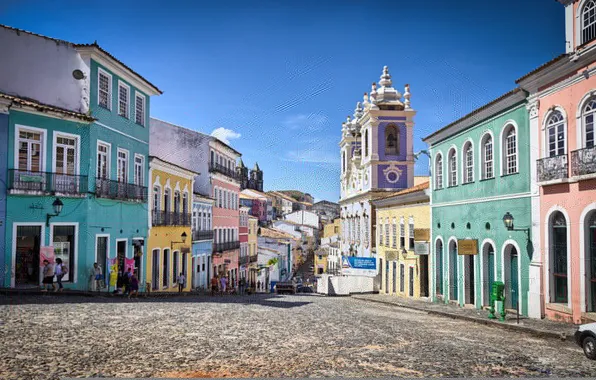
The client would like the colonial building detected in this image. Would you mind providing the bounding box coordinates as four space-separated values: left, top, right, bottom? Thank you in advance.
516 0 596 323
237 160 263 192
312 200 340 225
267 191 295 217
191 192 213 290
248 215 259 288
239 206 250 282
339 66 416 258
147 157 195 292
1 25 161 290
424 88 532 315
371 181 430 300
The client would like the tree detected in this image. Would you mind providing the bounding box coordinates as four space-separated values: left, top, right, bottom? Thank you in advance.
267 258 279 267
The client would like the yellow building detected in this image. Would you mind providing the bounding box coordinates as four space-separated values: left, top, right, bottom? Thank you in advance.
314 248 328 275
146 156 197 292
323 218 340 239
248 215 259 287
372 181 430 299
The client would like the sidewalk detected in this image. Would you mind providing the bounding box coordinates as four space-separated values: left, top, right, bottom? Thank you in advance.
352 293 578 342
0 288 263 298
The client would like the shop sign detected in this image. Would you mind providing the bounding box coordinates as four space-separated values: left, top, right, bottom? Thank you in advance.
414 228 430 241
414 242 429 255
458 239 478 255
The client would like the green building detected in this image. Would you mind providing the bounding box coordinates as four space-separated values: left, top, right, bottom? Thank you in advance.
423 88 534 316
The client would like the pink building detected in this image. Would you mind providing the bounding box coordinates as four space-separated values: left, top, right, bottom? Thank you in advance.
518 0 596 323
209 139 241 289
239 207 249 281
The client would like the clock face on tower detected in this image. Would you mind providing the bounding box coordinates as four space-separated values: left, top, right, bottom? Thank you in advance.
383 163 403 184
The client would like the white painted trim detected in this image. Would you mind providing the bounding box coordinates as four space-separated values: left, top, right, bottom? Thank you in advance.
49 222 79 284
542 106 568 159
579 203 596 312
479 130 495 180
96 140 112 180
499 120 519 176
132 236 145 283
133 153 144 186
433 151 444 190
447 146 458 187
500 239 523 311
14 124 47 173
576 0 593 48
116 147 129 183
447 236 458 302
94 121 149 145
94 234 110 272
11 223 45 288
432 192 531 208
479 238 497 307
117 80 130 119
544 205 572 309
52 130 81 176
575 89 596 149
461 139 474 184
134 91 146 127
97 67 113 111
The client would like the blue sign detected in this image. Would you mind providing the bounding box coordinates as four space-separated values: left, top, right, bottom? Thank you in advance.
341 256 377 277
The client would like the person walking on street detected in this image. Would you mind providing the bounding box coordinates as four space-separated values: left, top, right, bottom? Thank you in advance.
129 271 139 299
54 258 67 292
220 275 227 295
177 272 185 293
239 277 245 295
93 263 103 292
41 260 55 292
211 275 219 296
123 268 132 295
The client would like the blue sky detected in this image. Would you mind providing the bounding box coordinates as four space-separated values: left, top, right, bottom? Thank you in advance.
1 0 564 202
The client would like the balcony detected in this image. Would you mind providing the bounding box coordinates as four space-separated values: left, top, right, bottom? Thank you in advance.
537 154 568 183
208 162 240 181
152 211 192 226
95 178 147 202
239 255 250 265
213 241 240 253
249 255 258 263
192 229 214 241
571 146 596 177
8 170 88 195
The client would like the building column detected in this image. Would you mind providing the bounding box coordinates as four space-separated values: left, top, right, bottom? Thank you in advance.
527 101 543 319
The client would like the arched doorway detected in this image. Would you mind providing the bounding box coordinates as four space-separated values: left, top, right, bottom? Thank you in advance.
482 242 495 307
586 211 596 312
503 244 520 311
464 255 475 306
435 239 444 297
549 211 568 304
449 240 458 302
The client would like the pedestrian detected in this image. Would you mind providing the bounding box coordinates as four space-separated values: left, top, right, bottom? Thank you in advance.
220 275 227 295
128 271 139 299
54 258 67 292
123 268 132 295
211 275 219 296
239 277 245 295
93 263 103 292
257 280 261 292
177 272 185 293
116 271 123 294
41 260 55 292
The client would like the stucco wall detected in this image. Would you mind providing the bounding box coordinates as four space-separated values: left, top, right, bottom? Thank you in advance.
0 112 8 285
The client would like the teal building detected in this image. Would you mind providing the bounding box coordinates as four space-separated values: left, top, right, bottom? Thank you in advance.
1 25 161 290
423 88 534 316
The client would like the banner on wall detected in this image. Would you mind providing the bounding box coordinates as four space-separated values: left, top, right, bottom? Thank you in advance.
40 246 55 264
341 256 377 277
124 258 135 273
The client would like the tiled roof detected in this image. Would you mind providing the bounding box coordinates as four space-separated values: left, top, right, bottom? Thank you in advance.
515 53 569 83
268 191 297 203
375 181 429 201
0 91 94 122
1 24 162 95
260 227 299 240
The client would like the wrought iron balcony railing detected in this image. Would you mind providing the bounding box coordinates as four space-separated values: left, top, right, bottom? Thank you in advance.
8 169 88 195
208 162 240 181
537 154 568 182
152 211 192 226
192 229 214 241
95 178 147 202
239 255 250 265
571 146 596 177
249 254 258 263
213 241 240 253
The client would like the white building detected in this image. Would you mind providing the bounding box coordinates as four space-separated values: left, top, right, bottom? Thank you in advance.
339 66 416 258
284 210 319 229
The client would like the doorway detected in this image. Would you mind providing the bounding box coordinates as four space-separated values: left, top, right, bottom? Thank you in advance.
152 249 159 290
96 236 108 280
117 240 126 272
392 262 397 293
435 240 443 296
419 255 429 297
586 212 596 312
409 266 414 297
15 225 41 287
449 240 458 302
482 243 495 306
504 244 520 311
464 255 475 306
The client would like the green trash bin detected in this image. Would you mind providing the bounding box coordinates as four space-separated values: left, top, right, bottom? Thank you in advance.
488 281 506 321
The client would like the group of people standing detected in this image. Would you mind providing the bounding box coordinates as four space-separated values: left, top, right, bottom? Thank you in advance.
210 275 259 296
41 258 68 292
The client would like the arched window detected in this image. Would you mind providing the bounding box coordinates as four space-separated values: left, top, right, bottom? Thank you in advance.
164 188 171 213
448 149 457 187
435 154 443 190
503 125 517 175
399 218 405 248
481 134 494 179
392 219 397 248
385 218 390 247
385 125 399 155
546 111 566 157
582 0 596 45
379 219 383 247
583 98 596 148
550 211 568 304
210 151 214 167
174 191 181 214
463 142 474 183
364 129 369 157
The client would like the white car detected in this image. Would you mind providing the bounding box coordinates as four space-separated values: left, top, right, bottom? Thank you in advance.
574 322 596 360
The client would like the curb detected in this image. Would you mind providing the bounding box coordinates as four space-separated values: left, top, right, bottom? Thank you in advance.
352 296 573 342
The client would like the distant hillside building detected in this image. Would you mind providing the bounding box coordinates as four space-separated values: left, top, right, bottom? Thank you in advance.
237 160 263 192
312 200 340 221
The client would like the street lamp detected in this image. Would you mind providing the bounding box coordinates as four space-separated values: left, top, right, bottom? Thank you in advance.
46 197 64 226
502 212 514 230
171 231 187 250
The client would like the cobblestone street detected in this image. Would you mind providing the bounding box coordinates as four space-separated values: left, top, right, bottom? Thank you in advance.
0 293 594 379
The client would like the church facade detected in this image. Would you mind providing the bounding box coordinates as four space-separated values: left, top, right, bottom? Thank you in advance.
339 66 416 258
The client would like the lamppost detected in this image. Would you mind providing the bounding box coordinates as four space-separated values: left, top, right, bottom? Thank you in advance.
46 197 64 226
171 231 188 250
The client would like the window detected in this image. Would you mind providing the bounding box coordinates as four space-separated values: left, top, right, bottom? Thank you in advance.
134 155 143 186
97 142 110 179
504 125 517 174
583 98 596 148
98 70 111 110
135 93 145 126
582 0 596 45
117 150 128 183
546 112 566 157
400 264 405 292
118 82 129 118
379 221 383 247
550 211 568 304
173 251 178 284
163 249 170 287
448 149 457 187
392 221 397 248
463 142 473 183
164 189 171 213
400 220 405 248
385 124 399 155
385 221 390 247
174 191 181 214
153 186 161 212
18 129 43 172
481 134 493 179
409 220 415 249
435 154 443 189
54 135 77 176
364 129 369 157
183 193 188 215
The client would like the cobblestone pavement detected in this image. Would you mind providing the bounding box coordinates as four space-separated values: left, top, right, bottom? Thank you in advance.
0 293 595 379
